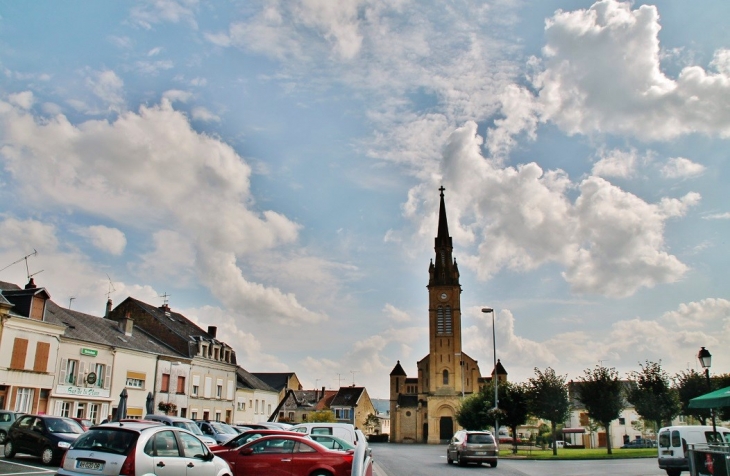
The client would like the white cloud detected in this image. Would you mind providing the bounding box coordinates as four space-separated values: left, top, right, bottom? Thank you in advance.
0 98 323 326
662 298 730 328
703 212 730 220
135 60 174 75
0 217 58 251
383 303 411 322
661 157 706 179
8 91 34 110
532 0 730 140
592 148 639 178
162 89 193 103
191 106 221 123
408 121 698 297
86 70 124 109
130 0 199 30
79 225 127 255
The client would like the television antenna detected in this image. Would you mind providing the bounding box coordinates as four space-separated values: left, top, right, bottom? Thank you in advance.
105 274 116 300
69 297 76 310
0 249 42 279
159 292 171 306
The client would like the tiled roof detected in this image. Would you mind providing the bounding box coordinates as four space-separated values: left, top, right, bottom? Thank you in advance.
390 361 407 376
122 297 215 343
252 373 295 392
331 387 365 407
46 300 182 357
236 367 276 392
315 391 338 410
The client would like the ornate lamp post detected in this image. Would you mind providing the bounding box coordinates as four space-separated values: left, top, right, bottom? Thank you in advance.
698 346 717 437
482 308 498 436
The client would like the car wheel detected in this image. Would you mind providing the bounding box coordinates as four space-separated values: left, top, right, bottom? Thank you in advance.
666 470 681 476
0 430 6 444
447 452 453 464
457 452 466 466
41 447 56 465
490 461 498 468
4 440 16 458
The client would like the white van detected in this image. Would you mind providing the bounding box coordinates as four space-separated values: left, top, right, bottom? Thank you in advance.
289 422 360 445
657 425 730 476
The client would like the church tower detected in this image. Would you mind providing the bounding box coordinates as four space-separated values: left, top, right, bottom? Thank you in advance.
425 186 463 395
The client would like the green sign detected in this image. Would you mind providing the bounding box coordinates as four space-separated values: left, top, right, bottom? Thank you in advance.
80 348 98 357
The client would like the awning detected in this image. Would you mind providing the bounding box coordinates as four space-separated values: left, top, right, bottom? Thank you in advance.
562 428 585 434
689 386 730 409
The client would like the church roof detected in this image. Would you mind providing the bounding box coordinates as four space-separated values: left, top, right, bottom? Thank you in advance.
491 359 508 376
390 360 407 376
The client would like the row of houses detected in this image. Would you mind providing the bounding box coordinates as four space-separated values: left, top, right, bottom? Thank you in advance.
0 278 284 425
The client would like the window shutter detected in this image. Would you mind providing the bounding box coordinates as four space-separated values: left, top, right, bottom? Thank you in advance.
204 377 212 398
104 365 112 390
55 401 63 416
227 380 234 400
59 358 68 384
101 403 109 421
77 361 87 386
33 342 50 372
10 338 29 370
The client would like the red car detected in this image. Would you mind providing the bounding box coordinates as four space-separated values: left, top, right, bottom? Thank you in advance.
217 434 353 476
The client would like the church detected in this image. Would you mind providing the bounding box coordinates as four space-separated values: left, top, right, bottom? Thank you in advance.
389 187 507 444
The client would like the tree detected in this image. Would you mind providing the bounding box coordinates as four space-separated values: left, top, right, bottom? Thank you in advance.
456 390 490 431
528 367 571 455
627 361 679 431
675 369 713 425
308 410 336 422
499 381 530 454
576 365 624 454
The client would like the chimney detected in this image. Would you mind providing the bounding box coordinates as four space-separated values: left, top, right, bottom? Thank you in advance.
105 298 112 318
207 326 217 338
25 278 37 289
120 312 134 336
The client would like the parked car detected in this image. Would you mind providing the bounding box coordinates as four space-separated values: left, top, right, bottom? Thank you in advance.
3 414 85 465
0 410 21 444
144 414 217 447
622 438 656 449
447 430 498 467
215 429 302 451
195 420 239 444
56 421 232 476
71 418 93 431
220 434 354 476
309 434 355 451
289 422 360 446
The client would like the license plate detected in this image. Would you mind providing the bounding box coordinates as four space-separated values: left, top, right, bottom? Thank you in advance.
77 461 104 470
474 451 486 455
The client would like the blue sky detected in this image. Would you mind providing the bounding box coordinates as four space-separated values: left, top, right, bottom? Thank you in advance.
1 0 729 398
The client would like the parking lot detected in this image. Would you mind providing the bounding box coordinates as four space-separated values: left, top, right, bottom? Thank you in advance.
0 456 56 475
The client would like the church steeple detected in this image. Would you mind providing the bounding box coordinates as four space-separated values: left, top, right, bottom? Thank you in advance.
429 186 460 286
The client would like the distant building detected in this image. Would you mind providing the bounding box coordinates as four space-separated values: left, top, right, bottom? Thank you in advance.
389 187 507 444
233 367 279 425
252 372 302 403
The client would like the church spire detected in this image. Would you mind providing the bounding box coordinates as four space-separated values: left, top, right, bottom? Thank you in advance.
429 186 459 286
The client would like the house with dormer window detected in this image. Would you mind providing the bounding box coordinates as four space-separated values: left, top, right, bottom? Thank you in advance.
108 297 238 423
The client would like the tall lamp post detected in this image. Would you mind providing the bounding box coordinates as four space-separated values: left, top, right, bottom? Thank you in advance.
698 347 717 437
482 308 498 436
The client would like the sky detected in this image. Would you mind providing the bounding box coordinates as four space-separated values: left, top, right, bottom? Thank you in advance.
1 0 729 399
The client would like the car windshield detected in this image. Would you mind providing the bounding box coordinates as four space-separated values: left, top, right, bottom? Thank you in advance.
210 422 236 434
467 434 494 444
72 429 138 455
173 421 204 435
47 418 85 434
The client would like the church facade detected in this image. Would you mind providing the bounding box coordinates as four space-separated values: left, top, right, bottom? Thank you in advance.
389 187 506 444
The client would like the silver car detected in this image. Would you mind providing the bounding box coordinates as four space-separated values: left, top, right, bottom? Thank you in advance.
57 421 232 476
447 430 499 467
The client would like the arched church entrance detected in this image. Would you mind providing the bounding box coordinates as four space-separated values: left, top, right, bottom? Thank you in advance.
439 416 454 441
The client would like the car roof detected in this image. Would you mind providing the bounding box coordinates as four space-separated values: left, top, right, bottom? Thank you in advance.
92 421 166 432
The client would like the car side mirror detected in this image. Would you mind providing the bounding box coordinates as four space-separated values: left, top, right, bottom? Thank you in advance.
201 452 215 461
240 447 254 456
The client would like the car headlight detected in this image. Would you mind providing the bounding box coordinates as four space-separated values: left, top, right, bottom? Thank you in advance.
57 441 71 449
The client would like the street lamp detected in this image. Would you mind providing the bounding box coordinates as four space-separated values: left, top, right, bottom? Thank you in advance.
482 308 498 436
698 347 717 437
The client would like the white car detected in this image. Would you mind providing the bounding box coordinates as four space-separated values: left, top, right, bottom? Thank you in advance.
57 421 232 476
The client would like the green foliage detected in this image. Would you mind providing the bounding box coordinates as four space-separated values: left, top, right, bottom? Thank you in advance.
308 410 336 423
675 369 713 425
528 367 571 456
576 365 624 454
627 361 679 430
500 381 531 453
456 390 489 430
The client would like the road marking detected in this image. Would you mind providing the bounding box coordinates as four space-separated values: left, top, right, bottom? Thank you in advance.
373 461 389 476
0 459 56 474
